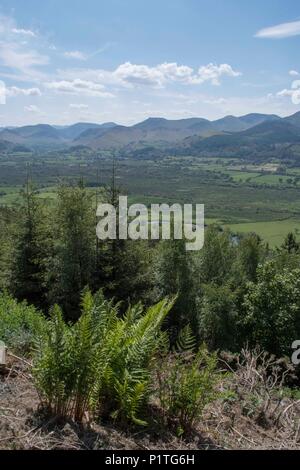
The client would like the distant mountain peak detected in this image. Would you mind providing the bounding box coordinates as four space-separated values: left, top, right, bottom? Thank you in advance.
1 113 299 158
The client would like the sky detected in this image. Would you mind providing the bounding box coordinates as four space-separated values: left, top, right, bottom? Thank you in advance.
0 0 299 126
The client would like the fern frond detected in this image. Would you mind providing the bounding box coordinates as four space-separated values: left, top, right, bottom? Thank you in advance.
175 324 196 353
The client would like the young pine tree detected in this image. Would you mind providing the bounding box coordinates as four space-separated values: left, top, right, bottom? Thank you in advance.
49 182 96 319
11 181 51 308
95 164 153 305
0 207 15 291
155 238 197 340
281 232 300 254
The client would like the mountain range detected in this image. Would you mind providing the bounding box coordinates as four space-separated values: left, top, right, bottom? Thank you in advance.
1 112 300 159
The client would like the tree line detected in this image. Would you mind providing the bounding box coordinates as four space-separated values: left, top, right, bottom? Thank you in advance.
1 179 300 357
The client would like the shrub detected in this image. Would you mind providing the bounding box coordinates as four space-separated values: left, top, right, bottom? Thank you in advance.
33 296 102 421
243 261 300 356
33 290 174 425
99 299 174 425
157 329 222 435
0 292 47 354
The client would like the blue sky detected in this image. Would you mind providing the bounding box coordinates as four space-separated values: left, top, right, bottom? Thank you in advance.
0 0 299 125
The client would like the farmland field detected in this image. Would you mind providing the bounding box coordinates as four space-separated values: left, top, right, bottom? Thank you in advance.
1 152 300 247
227 219 300 247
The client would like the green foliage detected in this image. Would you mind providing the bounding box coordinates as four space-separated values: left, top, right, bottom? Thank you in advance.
175 324 196 353
33 290 174 425
243 261 300 356
103 298 174 425
198 226 235 286
3 175 300 368
49 183 96 319
0 292 47 354
96 180 153 306
234 233 265 283
11 182 52 308
0 207 15 291
157 342 222 435
33 298 101 421
281 232 300 254
198 284 238 351
155 238 197 338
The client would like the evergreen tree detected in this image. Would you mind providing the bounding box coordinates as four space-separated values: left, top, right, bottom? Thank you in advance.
155 238 197 339
232 233 265 284
95 163 153 305
12 181 51 308
50 181 95 319
198 284 238 351
281 232 299 254
0 207 15 291
198 226 235 285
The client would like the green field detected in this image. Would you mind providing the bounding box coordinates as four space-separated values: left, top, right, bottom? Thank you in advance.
226 219 300 247
2 152 300 247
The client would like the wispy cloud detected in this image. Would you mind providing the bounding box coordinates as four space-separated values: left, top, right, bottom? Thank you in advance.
12 28 37 38
290 70 300 77
0 14 48 80
7 86 42 97
63 43 113 61
0 42 49 76
45 79 114 97
89 42 114 57
255 20 300 39
64 50 87 60
203 97 227 105
69 103 89 109
24 104 42 113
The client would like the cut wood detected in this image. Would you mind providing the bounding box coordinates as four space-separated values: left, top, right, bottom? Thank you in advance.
0 341 6 366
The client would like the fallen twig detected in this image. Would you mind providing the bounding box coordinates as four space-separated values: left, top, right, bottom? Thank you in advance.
7 351 32 367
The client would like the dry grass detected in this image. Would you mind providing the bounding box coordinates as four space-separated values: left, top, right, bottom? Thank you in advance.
1 349 300 450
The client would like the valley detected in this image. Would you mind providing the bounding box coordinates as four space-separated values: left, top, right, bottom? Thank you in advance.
1 149 300 246
1 112 300 247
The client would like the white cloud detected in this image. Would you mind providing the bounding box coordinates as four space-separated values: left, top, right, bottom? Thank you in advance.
7 86 41 97
58 61 241 89
24 104 41 113
203 97 227 105
255 20 300 39
64 50 87 60
114 62 166 87
69 103 89 109
0 14 48 80
196 63 241 85
115 61 241 87
0 42 49 77
290 70 300 77
277 80 300 104
12 28 36 38
0 42 48 75
45 79 114 97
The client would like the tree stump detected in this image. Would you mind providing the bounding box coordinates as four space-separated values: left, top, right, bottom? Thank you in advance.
0 340 6 367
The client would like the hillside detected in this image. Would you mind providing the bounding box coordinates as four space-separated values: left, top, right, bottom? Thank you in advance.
73 113 283 151
178 120 300 158
1 113 300 159
59 122 116 140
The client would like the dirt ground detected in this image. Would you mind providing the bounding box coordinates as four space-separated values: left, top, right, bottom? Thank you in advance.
1 353 300 450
